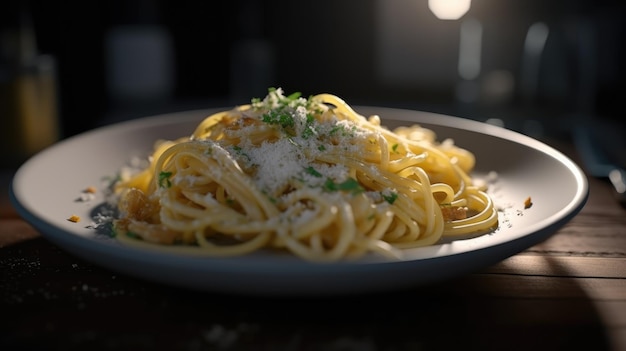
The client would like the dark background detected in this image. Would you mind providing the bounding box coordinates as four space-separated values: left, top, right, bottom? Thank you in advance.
2 0 625 165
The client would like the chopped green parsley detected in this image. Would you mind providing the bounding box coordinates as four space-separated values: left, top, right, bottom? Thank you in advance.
382 191 398 204
323 178 364 194
158 171 173 188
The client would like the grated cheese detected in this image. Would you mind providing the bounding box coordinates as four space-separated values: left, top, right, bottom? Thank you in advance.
219 89 380 199
244 137 306 195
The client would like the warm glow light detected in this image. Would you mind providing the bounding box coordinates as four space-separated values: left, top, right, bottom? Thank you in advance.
428 0 472 20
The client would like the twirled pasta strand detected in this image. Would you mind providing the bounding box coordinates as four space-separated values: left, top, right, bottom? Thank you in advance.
113 90 498 261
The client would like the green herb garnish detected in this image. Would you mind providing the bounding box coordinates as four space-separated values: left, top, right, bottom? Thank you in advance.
232 145 250 161
304 166 323 178
301 114 317 139
262 110 296 135
323 178 364 194
287 91 302 100
382 191 398 204
158 171 173 188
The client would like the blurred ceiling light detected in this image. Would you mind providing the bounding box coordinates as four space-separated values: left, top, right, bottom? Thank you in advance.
428 0 472 20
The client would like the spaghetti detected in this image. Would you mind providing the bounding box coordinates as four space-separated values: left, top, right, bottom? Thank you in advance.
112 88 498 261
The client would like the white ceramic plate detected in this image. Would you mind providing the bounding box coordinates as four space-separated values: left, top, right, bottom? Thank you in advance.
10 107 588 296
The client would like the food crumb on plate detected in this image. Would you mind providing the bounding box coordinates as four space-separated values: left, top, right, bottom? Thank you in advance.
524 196 533 209
75 186 97 202
67 215 81 223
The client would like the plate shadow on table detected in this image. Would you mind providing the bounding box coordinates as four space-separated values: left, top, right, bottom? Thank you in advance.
0 236 612 351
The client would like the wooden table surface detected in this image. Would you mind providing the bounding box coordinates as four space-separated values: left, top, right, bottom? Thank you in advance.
1 138 625 351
